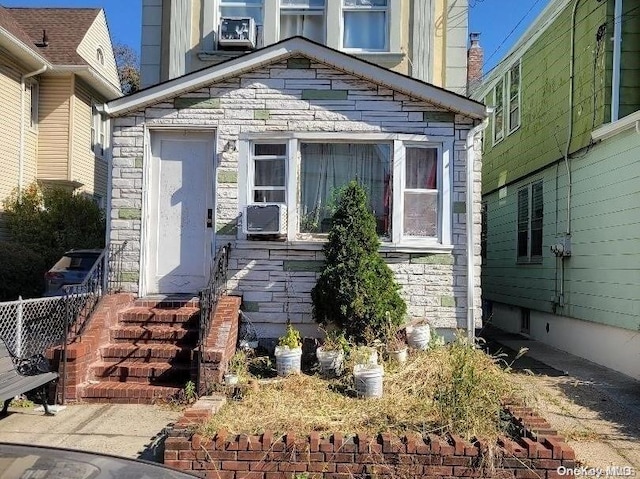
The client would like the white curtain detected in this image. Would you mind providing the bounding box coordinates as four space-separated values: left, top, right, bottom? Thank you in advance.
299 143 391 234
280 14 324 42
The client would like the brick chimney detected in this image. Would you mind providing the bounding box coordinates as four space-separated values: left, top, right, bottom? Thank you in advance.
467 32 484 95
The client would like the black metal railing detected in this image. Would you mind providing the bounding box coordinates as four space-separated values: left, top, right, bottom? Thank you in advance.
197 242 232 394
58 241 128 404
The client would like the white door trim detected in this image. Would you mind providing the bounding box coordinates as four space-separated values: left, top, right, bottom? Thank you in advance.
140 125 218 296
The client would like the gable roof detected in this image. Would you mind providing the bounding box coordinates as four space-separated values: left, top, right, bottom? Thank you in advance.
105 36 487 119
6 7 100 66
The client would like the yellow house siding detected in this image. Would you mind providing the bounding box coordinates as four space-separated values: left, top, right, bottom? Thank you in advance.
0 53 39 239
37 75 72 182
71 77 107 198
76 10 120 90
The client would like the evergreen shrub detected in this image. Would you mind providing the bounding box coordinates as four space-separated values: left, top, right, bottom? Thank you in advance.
311 181 406 343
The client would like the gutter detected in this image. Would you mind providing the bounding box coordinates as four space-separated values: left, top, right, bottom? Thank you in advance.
465 115 489 342
19 65 48 198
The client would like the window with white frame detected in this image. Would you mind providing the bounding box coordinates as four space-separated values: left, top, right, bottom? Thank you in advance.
492 78 504 144
91 101 107 158
220 0 263 25
251 143 287 203
29 82 39 129
508 60 521 133
241 136 450 245
280 0 325 43
342 0 388 51
298 142 391 235
403 147 439 238
517 180 543 262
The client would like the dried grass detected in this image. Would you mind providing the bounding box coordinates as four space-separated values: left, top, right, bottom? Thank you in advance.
200 337 523 441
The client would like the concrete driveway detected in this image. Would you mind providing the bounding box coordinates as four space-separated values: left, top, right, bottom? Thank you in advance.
484 327 640 470
0 403 182 461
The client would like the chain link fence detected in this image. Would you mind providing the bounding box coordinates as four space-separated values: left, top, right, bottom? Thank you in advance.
0 295 67 359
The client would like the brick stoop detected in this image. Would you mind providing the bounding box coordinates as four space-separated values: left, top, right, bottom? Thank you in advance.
48 294 242 405
81 296 201 404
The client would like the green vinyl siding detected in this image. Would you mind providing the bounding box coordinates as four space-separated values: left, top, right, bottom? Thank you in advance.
483 128 640 333
481 0 610 194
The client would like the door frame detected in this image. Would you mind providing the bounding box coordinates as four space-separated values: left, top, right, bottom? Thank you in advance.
140 125 218 296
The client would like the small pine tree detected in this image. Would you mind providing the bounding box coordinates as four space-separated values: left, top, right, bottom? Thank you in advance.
311 181 406 343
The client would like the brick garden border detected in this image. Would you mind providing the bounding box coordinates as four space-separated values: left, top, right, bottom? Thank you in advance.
165 400 576 479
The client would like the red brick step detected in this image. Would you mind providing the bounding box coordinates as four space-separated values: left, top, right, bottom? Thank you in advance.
91 360 194 384
110 325 198 345
119 306 200 326
100 343 195 362
82 382 182 404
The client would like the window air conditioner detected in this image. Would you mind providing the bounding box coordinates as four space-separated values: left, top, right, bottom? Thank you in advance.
218 17 257 49
243 204 287 235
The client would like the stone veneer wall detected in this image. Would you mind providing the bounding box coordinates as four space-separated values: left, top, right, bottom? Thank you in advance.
109 55 483 337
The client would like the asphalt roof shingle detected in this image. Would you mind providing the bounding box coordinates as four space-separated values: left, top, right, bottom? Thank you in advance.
4 7 100 65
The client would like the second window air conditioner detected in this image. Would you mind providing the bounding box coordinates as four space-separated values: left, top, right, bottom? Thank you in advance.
218 17 257 49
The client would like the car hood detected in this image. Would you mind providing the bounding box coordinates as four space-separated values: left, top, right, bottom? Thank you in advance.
0 443 199 479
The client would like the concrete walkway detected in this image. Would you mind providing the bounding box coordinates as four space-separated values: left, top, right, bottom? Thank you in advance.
0 403 182 461
484 327 640 470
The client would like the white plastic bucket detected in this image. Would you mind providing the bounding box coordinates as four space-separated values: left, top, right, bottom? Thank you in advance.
387 347 408 363
406 324 431 350
353 364 384 398
316 347 344 376
275 346 302 376
224 373 239 385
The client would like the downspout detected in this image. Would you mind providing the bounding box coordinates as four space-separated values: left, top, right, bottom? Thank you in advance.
466 115 489 342
563 0 582 236
611 0 622 122
557 0 582 306
19 66 48 199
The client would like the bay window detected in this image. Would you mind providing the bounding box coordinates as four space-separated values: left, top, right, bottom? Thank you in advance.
280 0 325 43
342 0 388 51
240 134 451 248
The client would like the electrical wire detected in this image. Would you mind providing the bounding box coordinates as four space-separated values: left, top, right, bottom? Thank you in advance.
483 0 546 67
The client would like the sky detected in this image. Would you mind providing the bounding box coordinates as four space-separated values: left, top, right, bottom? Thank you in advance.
1 0 549 75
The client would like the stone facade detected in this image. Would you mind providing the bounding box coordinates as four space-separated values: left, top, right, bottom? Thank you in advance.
108 55 483 338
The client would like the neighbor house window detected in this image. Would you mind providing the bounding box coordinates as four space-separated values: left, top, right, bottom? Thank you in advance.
342 0 388 51
508 60 521 133
29 82 39 129
91 101 107 158
96 47 104 65
220 0 263 25
280 0 325 43
403 147 438 238
251 143 287 203
517 180 543 262
493 78 504 144
299 142 391 235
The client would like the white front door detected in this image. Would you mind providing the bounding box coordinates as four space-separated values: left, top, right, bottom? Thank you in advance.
146 131 215 294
